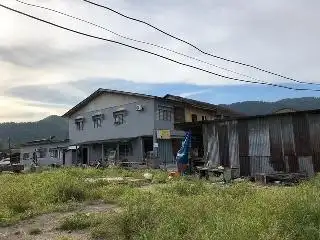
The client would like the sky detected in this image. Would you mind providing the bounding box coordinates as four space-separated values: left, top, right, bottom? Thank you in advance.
0 0 320 122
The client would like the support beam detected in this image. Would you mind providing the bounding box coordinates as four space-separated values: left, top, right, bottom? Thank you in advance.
101 143 104 163
116 143 120 164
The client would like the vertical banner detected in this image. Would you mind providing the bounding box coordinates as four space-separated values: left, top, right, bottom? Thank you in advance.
175 131 192 175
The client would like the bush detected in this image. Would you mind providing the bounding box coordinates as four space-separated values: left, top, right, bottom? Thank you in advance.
0 179 33 214
159 180 209 196
52 180 86 203
59 213 102 231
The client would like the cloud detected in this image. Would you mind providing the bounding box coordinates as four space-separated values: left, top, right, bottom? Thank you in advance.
179 90 211 98
4 84 81 105
1 0 320 122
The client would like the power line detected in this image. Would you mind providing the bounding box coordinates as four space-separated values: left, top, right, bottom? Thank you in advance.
1 3 319 92
82 0 320 86
14 0 278 86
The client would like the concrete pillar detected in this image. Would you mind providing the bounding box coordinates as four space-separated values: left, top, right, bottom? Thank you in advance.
140 137 144 162
153 129 158 157
116 143 120 164
101 143 104 162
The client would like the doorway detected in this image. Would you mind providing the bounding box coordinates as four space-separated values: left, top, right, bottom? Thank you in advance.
82 148 88 164
62 150 66 165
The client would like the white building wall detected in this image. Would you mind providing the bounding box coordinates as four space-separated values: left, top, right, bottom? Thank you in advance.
20 142 69 167
74 92 143 116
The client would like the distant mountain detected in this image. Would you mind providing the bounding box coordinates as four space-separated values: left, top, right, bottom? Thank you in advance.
0 115 68 149
221 97 320 116
0 97 319 149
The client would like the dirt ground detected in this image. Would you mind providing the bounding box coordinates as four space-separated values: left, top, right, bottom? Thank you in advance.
0 202 118 240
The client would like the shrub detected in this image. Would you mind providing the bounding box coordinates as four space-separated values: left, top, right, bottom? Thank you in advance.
159 180 209 196
0 180 33 214
59 213 102 231
52 180 86 203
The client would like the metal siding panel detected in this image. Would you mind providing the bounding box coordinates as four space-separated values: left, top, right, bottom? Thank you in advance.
280 116 298 172
218 122 229 167
205 123 220 167
158 139 173 164
248 118 270 157
250 156 274 176
237 120 250 176
202 124 209 159
298 156 315 177
268 117 285 171
308 113 320 172
293 114 311 156
228 121 239 168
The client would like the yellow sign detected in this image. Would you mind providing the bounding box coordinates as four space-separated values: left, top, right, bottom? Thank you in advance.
157 130 171 139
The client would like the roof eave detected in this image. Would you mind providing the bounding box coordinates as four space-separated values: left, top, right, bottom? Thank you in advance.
62 88 158 118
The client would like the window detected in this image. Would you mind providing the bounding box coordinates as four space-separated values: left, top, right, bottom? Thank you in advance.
38 148 47 158
119 143 133 157
202 116 207 121
114 112 124 125
75 117 84 131
49 148 58 158
76 121 84 130
92 113 104 128
191 114 198 122
93 118 102 128
157 106 172 121
23 153 29 160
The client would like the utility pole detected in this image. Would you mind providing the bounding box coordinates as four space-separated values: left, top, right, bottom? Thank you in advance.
8 137 12 164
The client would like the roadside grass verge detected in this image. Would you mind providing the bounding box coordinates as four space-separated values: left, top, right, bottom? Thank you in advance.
1 168 320 240
0 167 166 226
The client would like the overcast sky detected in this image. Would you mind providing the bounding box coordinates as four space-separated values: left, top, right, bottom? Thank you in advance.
0 0 320 122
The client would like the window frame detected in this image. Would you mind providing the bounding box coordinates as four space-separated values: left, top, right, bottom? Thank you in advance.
75 117 85 131
93 117 102 128
22 153 29 160
92 113 104 128
49 148 58 158
113 112 125 125
191 114 198 122
157 105 173 121
38 148 47 158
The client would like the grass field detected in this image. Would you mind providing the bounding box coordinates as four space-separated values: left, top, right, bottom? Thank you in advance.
0 168 320 240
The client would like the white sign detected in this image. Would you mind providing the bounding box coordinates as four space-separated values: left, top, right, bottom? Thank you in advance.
153 143 159 148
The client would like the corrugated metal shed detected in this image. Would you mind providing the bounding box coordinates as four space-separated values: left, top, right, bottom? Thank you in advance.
308 114 320 172
228 121 239 168
268 117 285 171
199 110 320 177
203 124 220 167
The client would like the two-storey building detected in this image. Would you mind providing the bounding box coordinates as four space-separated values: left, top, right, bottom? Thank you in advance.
62 88 240 166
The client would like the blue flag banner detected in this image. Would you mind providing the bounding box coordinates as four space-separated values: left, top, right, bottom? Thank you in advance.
176 131 191 165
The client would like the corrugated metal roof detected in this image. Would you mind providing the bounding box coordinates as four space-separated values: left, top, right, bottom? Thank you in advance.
163 94 243 116
21 139 69 147
175 108 320 127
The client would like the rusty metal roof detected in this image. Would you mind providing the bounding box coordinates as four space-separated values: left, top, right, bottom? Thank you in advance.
163 94 244 116
175 108 320 128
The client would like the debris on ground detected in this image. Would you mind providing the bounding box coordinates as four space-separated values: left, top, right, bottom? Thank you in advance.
143 173 153 181
84 177 148 185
